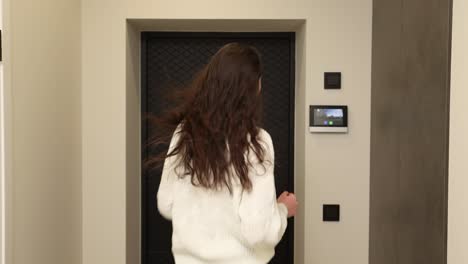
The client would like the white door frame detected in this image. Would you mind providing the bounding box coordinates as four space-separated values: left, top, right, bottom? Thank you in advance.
0 0 5 261
0 0 12 263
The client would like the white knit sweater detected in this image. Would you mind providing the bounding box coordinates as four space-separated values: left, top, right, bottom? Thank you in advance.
157 128 288 264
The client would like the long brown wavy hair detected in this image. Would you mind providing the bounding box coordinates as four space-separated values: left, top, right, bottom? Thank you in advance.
145 43 266 192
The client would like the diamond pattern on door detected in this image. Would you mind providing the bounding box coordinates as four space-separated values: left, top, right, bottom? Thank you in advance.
142 32 295 264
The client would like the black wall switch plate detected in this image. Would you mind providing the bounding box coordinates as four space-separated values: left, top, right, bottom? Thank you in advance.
324 72 341 89
323 204 340 222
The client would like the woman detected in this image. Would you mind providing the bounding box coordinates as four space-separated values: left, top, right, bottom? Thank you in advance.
149 43 298 264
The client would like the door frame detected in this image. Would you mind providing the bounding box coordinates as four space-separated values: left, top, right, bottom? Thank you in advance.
140 31 296 264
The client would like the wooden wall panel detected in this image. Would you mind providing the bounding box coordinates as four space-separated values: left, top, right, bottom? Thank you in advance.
370 0 452 263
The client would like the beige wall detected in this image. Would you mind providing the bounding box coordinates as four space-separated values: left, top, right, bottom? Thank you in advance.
448 0 468 263
3 0 82 263
82 1 372 264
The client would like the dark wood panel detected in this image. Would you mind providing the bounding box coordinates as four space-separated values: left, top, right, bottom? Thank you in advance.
370 0 452 263
398 0 451 263
369 1 404 263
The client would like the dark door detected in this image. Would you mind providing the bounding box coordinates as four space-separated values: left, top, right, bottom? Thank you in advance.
141 32 295 264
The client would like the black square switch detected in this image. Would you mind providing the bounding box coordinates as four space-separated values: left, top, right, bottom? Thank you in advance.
323 204 340 222
324 72 341 89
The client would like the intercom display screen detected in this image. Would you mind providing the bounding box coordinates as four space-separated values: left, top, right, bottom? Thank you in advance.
313 108 344 126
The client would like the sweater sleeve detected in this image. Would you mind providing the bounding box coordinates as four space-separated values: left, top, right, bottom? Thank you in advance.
238 129 288 248
156 131 180 221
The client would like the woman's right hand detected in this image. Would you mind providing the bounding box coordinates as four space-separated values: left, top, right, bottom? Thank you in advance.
277 191 298 218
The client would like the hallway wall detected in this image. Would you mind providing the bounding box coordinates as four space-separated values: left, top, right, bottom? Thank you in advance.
448 0 468 263
2 0 82 263
82 1 372 264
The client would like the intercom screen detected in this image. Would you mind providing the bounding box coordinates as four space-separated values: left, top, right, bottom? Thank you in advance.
313 108 344 126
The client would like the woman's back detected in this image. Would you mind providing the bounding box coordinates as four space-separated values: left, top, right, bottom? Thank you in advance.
157 128 288 264
149 43 297 264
